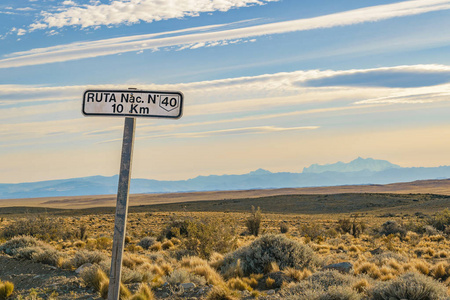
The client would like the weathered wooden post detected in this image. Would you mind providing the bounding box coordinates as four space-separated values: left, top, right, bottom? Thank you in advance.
108 116 135 299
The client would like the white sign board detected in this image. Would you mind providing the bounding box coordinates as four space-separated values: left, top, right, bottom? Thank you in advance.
82 90 183 118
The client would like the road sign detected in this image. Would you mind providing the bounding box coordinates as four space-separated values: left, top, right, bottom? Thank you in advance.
82 89 183 118
82 88 183 300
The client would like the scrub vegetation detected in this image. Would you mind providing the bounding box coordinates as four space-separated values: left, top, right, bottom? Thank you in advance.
0 194 449 299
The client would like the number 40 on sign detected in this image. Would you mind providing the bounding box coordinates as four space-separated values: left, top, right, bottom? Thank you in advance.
82 89 183 119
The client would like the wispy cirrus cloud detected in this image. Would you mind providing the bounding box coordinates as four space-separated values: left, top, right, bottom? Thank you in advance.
1 64 450 142
2 0 450 69
100 126 320 143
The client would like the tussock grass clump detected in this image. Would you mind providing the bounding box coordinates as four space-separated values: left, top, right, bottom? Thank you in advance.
161 240 174 250
355 262 382 279
227 277 252 291
80 265 108 292
369 272 448 300
352 278 371 293
206 286 238 300
130 284 154 300
163 268 206 286
70 249 108 268
179 256 225 286
0 280 14 300
220 234 319 277
431 262 450 280
283 267 311 282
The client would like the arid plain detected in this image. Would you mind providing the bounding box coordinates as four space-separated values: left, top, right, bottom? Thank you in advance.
0 179 450 299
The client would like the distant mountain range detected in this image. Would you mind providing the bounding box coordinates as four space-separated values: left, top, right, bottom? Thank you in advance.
1 157 450 199
303 157 401 173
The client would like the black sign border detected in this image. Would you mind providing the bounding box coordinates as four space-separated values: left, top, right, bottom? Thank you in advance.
82 89 183 119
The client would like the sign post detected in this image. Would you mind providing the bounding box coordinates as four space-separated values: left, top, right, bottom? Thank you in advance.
82 89 183 300
108 116 135 300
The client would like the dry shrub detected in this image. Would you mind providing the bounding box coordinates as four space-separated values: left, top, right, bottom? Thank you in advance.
379 220 406 237
29 247 62 267
137 237 156 250
428 208 450 231
0 215 75 241
280 223 289 234
178 217 238 259
245 206 262 236
337 216 366 237
220 234 319 277
281 270 360 300
0 235 42 255
369 272 448 300
317 286 362 300
0 280 14 300
0 235 62 267
300 223 324 241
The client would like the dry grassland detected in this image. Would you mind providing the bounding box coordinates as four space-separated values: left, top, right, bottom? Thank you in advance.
0 190 449 299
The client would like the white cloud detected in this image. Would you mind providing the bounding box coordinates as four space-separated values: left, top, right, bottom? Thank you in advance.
17 29 27 36
30 0 278 30
1 0 449 69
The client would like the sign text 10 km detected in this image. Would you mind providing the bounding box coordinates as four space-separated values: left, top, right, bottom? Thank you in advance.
82 90 183 119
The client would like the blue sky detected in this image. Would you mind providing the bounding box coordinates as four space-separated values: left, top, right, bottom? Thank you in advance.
1 0 450 183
